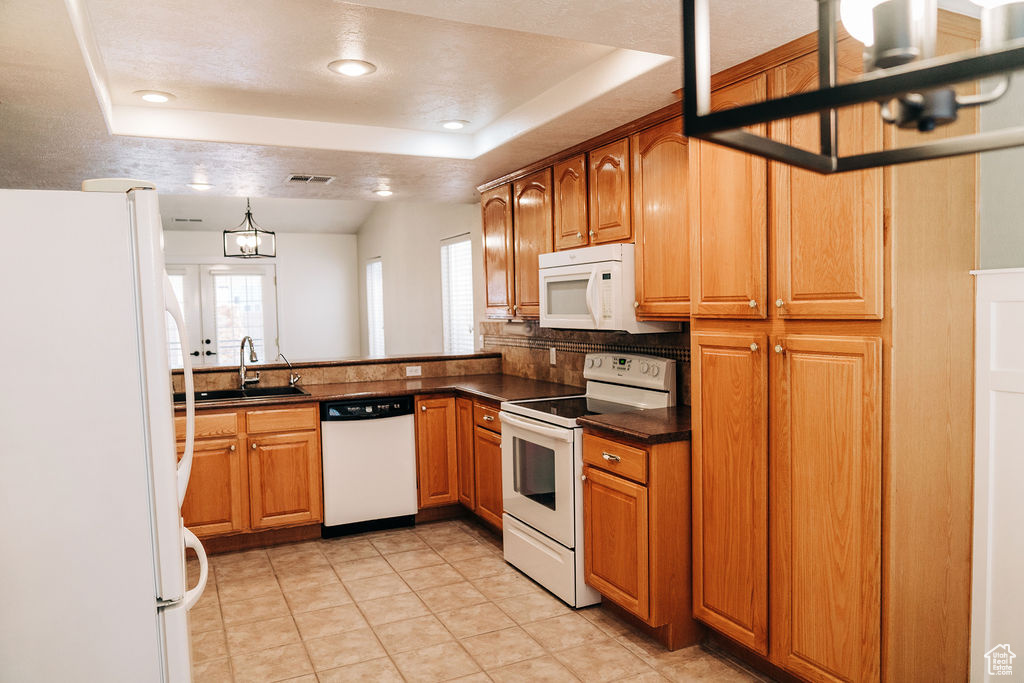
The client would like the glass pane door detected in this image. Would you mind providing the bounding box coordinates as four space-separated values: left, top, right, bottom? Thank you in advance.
513 438 557 511
546 277 590 316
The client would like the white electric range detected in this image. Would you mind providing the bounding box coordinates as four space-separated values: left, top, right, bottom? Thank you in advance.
499 352 676 607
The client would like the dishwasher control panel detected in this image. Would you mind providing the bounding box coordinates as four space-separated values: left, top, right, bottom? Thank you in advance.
321 395 414 421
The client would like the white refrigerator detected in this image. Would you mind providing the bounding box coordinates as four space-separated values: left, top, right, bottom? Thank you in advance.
0 186 204 682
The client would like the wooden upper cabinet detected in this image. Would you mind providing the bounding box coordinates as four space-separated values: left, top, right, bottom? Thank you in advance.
513 168 554 318
769 44 883 320
553 155 589 251
455 397 476 511
481 184 515 318
691 73 768 318
588 138 632 244
769 335 881 682
473 425 503 530
415 395 459 508
178 437 247 538
583 465 650 621
248 430 322 530
691 329 769 654
631 117 689 319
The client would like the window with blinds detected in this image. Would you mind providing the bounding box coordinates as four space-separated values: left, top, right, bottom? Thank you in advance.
441 235 474 354
366 258 385 356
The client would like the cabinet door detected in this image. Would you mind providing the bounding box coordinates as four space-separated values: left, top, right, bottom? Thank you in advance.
632 117 689 319
588 138 632 244
769 335 881 682
691 74 768 318
473 426 503 530
456 397 476 511
691 329 769 654
415 396 459 508
248 430 322 530
769 45 882 319
481 184 515 318
178 437 247 537
583 465 650 620
553 155 589 251
513 168 554 318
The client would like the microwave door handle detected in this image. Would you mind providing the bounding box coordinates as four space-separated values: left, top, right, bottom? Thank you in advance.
585 270 600 327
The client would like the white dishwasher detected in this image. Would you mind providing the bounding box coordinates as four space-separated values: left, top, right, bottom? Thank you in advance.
320 396 417 536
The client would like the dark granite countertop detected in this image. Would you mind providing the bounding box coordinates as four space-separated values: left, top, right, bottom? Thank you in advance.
576 405 692 445
174 374 582 410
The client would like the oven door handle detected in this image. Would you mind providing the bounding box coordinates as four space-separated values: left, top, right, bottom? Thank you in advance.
499 412 575 443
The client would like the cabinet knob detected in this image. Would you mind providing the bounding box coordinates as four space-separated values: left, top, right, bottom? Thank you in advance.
230 444 236 451
748 299 758 308
633 301 639 309
483 415 495 422
775 298 785 308
576 232 582 239
420 405 426 411
589 230 595 237
750 343 759 352
513 304 518 313
774 344 784 354
251 443 257 449
581 474 587 481
602 452 621 463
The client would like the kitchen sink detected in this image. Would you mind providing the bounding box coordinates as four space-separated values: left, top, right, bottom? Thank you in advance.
173 386 308 403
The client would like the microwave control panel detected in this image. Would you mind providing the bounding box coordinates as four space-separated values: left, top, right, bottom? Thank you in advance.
599 272 612 319
583 353 675 392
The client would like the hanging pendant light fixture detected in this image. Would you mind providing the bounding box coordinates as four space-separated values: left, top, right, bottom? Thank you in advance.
223 198 276 258
681 0 1024 174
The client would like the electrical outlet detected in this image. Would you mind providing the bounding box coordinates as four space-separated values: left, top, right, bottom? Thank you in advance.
549 347 557 366
405 365 422 377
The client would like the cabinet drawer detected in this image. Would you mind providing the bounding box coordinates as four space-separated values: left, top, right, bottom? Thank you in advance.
245 405 318 434
583 433 648 484
473 402 501 434
175 411 238 441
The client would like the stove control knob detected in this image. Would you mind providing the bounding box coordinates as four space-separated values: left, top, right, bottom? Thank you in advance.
594 357 602 367
651 366 660 377
640 362 649 374
586 358 594 368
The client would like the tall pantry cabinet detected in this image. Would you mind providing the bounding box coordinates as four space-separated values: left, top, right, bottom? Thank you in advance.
690 15 977 683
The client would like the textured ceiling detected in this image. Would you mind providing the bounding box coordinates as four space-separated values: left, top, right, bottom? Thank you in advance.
0 0 847 204
159 195 375 234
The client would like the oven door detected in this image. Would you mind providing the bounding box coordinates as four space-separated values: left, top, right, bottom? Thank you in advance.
500 411 577 548
539 262 620 330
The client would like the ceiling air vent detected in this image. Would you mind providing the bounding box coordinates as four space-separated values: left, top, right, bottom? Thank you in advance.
172 218 203 223
287 174 335 185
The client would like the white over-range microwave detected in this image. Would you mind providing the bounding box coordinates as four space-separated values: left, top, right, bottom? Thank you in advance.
538 243 677 333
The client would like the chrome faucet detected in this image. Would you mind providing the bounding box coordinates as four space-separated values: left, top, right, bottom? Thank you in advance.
278 353 301 387
239 336 261 390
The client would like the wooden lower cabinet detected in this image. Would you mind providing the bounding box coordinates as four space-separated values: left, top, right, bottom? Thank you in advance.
473 425 503 530
415 395 459 508
582 431 701 650
583 464 650 620
248 430 322 530
692 327 882 681
175 403 322 539
455 397 476 510
178 436 247 537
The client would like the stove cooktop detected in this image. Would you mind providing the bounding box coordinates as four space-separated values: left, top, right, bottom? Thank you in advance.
510 396 640 420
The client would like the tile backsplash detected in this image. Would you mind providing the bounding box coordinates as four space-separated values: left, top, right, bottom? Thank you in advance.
481 320 691 404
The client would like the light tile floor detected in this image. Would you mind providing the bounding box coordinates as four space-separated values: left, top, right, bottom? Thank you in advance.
187 519 769 683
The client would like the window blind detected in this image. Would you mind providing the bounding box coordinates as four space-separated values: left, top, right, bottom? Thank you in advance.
440 235 474 354
366 258 385 356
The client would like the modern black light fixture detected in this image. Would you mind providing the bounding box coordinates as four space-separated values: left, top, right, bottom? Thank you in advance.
223 198 276 258
682 0 1024 173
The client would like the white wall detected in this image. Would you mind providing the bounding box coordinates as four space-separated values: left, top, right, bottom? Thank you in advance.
356 202 484 356
163 230 361 361
980 82 1024 269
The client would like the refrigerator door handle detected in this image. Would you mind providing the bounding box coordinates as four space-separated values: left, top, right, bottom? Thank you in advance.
181 527 208 611
163 273 195 507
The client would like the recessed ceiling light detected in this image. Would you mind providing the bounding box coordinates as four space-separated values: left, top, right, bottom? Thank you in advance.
374 188 393 197
441 120 469 130
187 182 214 191
327 59 377 77
134 90 176 103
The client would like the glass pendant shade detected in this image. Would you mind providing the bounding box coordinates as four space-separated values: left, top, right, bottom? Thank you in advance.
223 199 276 258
